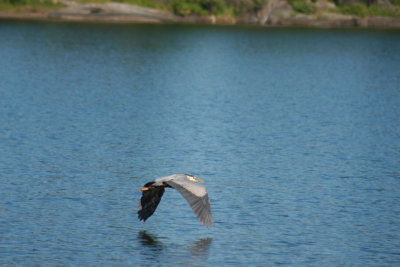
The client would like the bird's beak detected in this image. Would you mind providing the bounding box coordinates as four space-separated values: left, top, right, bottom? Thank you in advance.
194 177 205 183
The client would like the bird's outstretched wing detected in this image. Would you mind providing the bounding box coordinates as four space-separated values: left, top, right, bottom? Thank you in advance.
138 182 165 222
165 179 213 226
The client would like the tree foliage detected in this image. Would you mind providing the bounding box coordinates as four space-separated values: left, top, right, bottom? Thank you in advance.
335 3 400 16
287 0 317 14
0 0 62 6
168 0 228 16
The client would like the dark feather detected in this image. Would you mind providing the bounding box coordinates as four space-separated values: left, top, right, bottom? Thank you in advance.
138 183 165 222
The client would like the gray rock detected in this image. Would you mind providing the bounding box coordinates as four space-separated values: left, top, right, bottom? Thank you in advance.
315 0 336 10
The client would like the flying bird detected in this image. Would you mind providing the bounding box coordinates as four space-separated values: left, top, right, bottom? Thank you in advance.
138 174 213 226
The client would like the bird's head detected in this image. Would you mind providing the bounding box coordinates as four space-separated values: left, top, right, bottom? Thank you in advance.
185 174 205 183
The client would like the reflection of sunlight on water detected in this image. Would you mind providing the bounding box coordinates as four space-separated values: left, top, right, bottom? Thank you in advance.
137 231 213 265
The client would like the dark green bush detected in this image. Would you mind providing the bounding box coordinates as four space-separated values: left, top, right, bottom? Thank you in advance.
0 0 62 6
335 3 400 17
287 0 317 14
167 0 229 16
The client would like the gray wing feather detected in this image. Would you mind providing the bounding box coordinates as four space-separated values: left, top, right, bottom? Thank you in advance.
165 180 213 226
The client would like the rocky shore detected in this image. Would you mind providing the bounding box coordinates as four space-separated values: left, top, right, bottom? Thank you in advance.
1 0 400 28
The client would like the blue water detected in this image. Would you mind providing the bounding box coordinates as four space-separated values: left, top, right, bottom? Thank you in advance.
1 20 400 266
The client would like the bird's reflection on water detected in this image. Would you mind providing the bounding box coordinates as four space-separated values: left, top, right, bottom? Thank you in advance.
138 230 164 251
137 230 213 264
190 237 213 255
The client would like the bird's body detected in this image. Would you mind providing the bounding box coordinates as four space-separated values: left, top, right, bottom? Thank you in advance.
138 174 213 226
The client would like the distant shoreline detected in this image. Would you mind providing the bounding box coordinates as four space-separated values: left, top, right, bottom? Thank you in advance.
1 1 400 29
2 14 400 29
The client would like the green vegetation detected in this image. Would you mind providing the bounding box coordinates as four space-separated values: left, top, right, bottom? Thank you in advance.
168 0 232 16
0 0 64 12
121 0 163 8
287 0 317 14
334 3 400 17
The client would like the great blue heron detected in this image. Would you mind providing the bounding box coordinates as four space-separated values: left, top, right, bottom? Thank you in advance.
138 174 213 226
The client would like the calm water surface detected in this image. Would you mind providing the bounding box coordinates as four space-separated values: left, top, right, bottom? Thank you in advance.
1 21 400 266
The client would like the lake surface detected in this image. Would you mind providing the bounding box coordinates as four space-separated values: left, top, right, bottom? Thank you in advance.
1 20 400 266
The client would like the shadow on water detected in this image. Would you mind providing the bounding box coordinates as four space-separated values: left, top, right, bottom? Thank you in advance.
137 230 213 264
